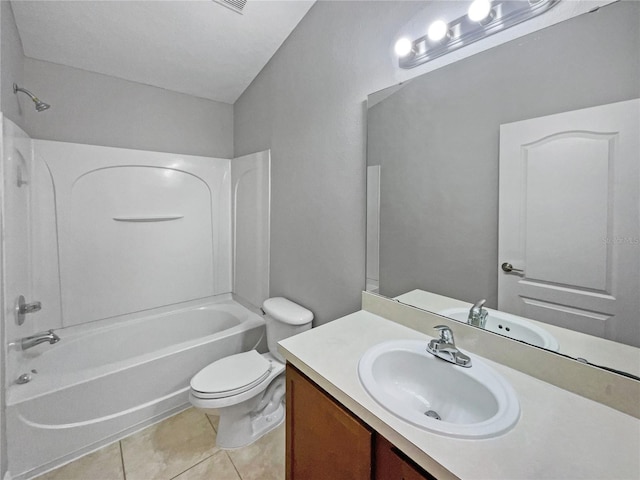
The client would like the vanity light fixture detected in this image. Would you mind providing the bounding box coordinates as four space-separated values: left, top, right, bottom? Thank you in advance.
397 0 560 69
394 37 414 57
468 0 493 23
427 20 449 42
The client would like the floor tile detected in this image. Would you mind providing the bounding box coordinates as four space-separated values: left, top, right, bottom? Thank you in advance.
226 422 285 480
35 442 124 480
173 451 240 480
121 408 218 480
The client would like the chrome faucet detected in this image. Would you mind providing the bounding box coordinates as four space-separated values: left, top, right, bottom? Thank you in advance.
20 329 60 350
468 299 488 328
426 325 471 367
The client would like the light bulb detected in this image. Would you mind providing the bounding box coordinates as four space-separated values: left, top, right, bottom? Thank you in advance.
394 38 413 57
427 20 449 42
468 0 492 22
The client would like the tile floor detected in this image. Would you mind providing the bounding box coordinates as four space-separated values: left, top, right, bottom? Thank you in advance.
35 408 285 480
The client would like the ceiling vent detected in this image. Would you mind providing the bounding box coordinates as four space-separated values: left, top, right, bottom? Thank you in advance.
212 0 247 14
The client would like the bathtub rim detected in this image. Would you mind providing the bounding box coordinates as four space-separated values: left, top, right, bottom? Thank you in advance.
14 293 245 346
7 294 265 405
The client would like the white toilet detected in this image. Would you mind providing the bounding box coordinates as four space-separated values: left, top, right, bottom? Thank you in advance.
189 297 313 448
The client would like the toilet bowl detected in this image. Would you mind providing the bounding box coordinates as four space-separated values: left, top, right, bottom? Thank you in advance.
189 297 313 448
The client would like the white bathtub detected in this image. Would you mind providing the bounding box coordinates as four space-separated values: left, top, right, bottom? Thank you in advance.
6 296 265 479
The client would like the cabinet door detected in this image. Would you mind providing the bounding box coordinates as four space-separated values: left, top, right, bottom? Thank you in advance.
375 435 436 480
286 365 373 480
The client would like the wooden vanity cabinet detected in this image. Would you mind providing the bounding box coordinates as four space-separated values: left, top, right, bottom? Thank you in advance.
286 364 436 480
285 364 372 479
375 436 437 480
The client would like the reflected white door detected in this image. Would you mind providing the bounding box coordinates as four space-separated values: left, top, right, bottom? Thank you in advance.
498 99 639 347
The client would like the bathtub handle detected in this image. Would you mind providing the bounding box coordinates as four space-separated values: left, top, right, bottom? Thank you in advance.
16 295 42 326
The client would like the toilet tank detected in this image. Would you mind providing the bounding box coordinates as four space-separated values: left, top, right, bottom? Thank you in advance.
262 297 313 363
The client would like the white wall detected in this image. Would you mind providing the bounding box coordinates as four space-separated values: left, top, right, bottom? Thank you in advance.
23 59 234 158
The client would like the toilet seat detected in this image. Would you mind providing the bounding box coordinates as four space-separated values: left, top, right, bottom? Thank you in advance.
190 350 273 399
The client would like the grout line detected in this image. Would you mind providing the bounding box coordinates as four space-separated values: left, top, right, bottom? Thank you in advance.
167 453 217 480
205 414 218 433
225 451 244 480
119 441 127 480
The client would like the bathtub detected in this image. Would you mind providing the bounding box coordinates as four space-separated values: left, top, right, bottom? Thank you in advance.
5 295 265 479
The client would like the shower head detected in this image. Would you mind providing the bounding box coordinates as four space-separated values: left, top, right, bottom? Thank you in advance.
13 83 51 112
34 100 51 112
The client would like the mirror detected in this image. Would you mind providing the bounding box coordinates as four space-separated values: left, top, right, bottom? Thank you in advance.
366 1 640 378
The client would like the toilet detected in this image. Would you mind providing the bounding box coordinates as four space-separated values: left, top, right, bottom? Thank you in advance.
189 297 313 448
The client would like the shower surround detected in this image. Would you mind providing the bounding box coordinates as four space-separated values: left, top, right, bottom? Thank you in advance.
1 118 270 479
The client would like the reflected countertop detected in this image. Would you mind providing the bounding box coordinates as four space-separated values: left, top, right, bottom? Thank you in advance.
279 310 640 480
394 289 640 379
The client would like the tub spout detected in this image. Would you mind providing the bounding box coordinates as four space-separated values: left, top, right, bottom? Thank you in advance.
20 329 60 350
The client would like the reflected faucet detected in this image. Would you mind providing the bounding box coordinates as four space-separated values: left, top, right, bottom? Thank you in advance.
468 299 488 328
20 329 60 350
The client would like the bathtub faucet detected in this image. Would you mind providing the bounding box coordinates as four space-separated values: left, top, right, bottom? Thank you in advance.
20 329 60 350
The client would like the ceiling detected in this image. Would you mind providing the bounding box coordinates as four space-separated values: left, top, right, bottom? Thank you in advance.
10 0 315 104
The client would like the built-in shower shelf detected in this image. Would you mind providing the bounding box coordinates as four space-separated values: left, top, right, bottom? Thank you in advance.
112 215 184 222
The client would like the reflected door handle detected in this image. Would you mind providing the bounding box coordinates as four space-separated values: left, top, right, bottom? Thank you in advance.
501 262 524 274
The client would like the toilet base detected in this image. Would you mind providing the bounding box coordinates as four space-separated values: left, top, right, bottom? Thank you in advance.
217 400 285 449
190 367 286 449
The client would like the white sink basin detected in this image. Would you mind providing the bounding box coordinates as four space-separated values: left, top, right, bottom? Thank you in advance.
438 308 560 351
358 340 520 439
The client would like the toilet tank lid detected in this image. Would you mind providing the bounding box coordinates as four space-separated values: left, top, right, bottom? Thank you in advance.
262 297 313 325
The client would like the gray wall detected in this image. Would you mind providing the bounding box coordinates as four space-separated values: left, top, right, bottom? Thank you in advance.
23 59 234 158
368 1 640 305
1 0 26 129
234 1 427 325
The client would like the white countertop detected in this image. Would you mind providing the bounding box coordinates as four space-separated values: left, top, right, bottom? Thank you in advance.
279 310 640 480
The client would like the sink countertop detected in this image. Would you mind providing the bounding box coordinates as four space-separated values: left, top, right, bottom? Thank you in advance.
278 310 640 480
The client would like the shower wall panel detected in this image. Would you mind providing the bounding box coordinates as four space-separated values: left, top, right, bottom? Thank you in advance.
232 151 270 309
34 141 231 327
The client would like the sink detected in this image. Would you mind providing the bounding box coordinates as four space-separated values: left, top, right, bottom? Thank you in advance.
438 308 560 351
358 340 520 439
